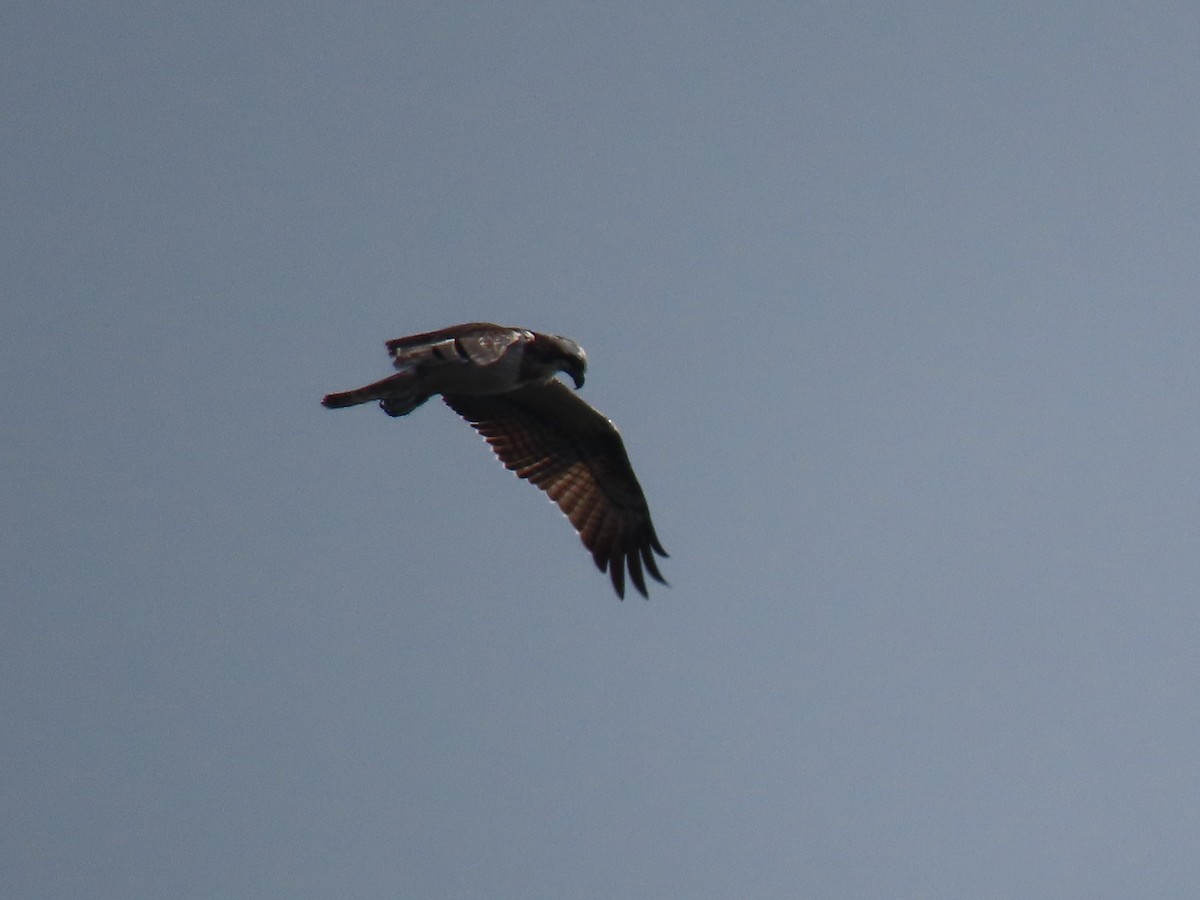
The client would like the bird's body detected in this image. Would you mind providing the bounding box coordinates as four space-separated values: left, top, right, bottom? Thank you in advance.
321 323 566 416
322 323 667 598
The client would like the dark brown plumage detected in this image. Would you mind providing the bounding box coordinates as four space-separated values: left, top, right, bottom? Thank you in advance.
322 323 668 598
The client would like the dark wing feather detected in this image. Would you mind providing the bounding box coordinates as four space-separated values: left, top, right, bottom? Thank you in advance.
443 381 667 599
384 322 503 354
385 323 526 370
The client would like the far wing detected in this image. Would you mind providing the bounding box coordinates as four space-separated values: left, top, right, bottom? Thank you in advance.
386 323 525 369
443 381 668 599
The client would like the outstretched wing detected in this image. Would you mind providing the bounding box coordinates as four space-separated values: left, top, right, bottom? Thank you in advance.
443 380 668 599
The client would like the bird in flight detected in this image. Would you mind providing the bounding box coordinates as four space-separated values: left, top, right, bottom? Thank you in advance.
321 323 668 598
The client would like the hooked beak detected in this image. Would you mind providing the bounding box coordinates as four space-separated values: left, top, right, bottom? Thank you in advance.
570 367 585 389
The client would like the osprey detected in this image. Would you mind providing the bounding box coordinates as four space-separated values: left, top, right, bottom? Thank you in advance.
321 323 668 598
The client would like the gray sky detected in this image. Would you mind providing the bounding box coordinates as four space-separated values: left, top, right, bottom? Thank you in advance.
5 3 1200 897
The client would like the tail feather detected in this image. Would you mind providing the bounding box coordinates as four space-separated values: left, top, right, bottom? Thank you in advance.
321 371 430 417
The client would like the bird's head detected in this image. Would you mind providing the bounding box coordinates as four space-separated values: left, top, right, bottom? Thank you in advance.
533 333 587 389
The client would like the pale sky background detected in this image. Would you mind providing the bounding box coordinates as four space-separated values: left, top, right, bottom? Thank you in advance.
5 3 1200 898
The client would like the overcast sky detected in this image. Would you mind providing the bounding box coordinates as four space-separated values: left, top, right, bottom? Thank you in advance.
6 3 1200 898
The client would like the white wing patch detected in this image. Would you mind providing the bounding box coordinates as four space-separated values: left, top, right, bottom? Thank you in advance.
457 329 526 366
